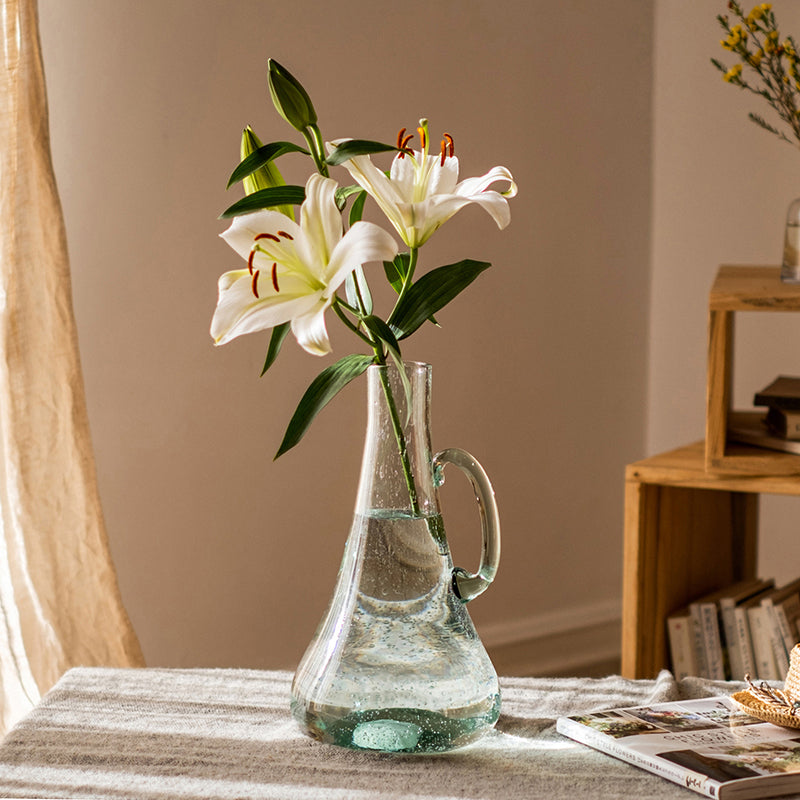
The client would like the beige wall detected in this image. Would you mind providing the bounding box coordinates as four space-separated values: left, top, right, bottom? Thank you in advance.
650 0 800 584
37 1 654 669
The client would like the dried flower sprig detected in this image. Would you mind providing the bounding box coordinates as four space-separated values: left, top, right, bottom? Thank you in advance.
744 673 800 715
712 2 800 147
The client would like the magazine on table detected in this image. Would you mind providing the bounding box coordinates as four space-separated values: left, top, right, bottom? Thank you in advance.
557 696 800 799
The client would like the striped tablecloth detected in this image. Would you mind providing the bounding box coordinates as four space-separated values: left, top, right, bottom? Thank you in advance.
0 667 763 799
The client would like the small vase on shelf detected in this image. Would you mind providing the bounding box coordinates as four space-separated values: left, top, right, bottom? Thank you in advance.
782 197 800 283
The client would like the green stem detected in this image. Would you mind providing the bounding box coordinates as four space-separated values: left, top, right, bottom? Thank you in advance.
399 247 418 300
333 297 419 516
387 247 419 328
376 363 420 517
302 124 329 177
332 298 375 349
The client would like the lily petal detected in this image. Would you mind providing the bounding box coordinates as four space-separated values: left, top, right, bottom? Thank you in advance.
323 220 398 293
454 165 518 200
299 174 342 267
291 302 332 356
220 211 302 261
211 270 321 345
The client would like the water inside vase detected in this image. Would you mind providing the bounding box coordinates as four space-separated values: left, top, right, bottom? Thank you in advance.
290 509 500 753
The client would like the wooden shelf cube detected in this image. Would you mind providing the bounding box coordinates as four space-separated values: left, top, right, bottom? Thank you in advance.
706 265 800 472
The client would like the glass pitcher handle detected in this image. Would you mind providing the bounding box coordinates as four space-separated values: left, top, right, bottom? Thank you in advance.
432 447 501 603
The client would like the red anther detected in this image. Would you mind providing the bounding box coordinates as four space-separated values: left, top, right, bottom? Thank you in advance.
396 127 407 149
277 230 294 240
255 233 281 243
443 132 454 157
417 126 426 149
251 270 260 298
440 139 446 167
271 263 280 292
247 249 256 275
398 133 414 159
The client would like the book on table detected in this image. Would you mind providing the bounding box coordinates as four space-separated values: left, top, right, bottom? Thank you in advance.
557 696 800 799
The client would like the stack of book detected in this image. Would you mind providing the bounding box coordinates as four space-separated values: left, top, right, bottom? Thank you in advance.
730 375 800 454
667 576 800 681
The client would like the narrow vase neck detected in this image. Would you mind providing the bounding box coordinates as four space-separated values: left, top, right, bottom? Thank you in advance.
354 362 438 518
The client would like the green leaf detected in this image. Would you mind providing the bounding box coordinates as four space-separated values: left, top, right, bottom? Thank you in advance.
345 266 373 315
261 322 290 376
220 185 306 219
383 253 411 294
389 259 491 339
275 354 374 458
326 139 400 166
349 190 367 226
334 184 365 211
228 141 309 189
362 315 402 361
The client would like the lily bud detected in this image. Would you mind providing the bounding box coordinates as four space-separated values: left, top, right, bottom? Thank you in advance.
268 58 317 131
240 126 294 220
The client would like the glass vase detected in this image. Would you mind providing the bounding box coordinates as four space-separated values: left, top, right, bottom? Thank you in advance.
290 361 501 753
782 197 800 283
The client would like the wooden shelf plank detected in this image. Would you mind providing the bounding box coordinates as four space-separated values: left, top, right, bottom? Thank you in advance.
710 265 800 311
628 440 800 494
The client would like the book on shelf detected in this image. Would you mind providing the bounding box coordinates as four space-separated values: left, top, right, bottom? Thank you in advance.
668 580 773 681
719 581 775 682
760 578 800 677
748 600 780 681
729 589 776 682
667 608 698 681
727 412 800 456
754 376 800 410
765 407 800 440
557 695 800 799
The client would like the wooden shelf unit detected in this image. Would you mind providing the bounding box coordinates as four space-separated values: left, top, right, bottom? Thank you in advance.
621 266 800 679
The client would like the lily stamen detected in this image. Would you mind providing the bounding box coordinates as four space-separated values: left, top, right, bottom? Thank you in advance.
255 232 281 243
251 270 260 298
397 129 414 159
417 125 426 149
271 263 280 292
443 132 454 157
277 230 294 240
440 139 447 167
248 249 256 275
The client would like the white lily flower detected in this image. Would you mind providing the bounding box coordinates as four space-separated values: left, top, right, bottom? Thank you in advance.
335 121 518 248
211 173 398 355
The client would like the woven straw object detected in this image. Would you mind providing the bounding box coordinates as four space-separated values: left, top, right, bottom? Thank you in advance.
731 644 800 728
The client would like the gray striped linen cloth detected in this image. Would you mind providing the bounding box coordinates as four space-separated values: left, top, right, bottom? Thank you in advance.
0 667 766 799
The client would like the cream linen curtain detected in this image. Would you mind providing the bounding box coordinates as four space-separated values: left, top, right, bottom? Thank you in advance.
0 0 144 732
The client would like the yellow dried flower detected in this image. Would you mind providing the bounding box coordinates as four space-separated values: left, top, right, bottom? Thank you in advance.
749 48 764 66
724 63 744 82
747 3 770 23
765 30 780 53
